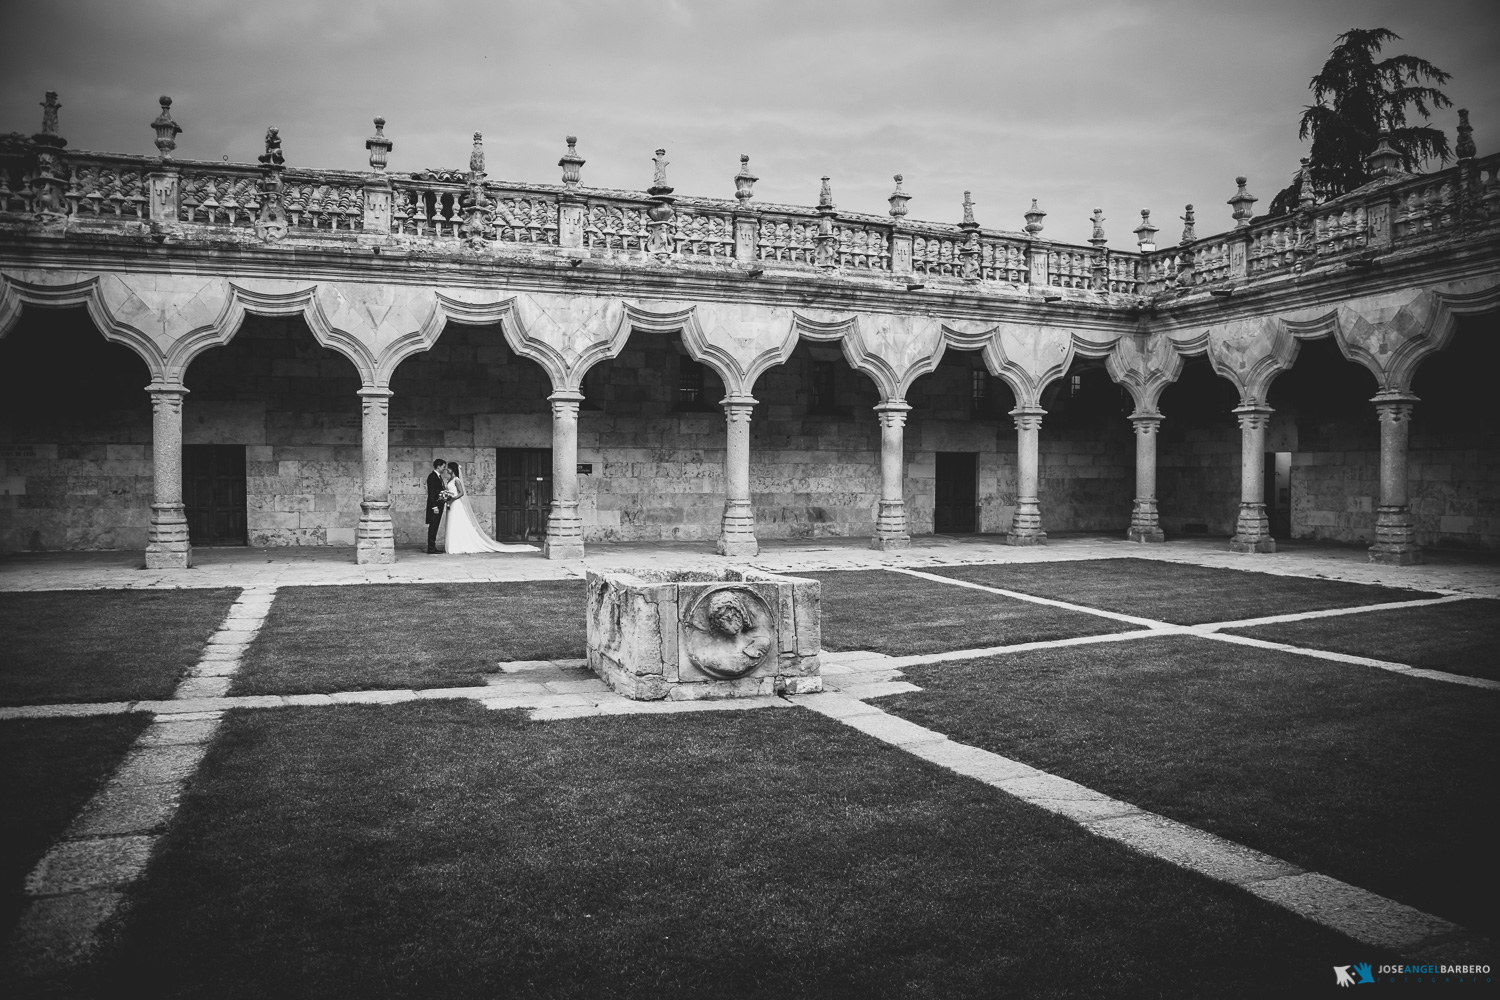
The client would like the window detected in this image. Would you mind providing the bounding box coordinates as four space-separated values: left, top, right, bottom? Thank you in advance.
1070 373 1083 397
676 357 706 410
971 369 989 417
810 360 838 414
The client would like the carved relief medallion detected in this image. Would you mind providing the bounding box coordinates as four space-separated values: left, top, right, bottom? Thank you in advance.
681 585 775 679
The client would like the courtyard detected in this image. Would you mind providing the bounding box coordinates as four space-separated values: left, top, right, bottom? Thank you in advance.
1 535 1496 997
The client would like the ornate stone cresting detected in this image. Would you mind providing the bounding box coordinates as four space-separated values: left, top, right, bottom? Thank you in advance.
356 387 395 564
366 117 392 171
461 132 496 246
1134 208 1157 251
558 135 585 188
718 396 758 556
1229 403 1275 553
146 386 192 569
646 148 675 256
1366 132 1405 179
1369 392 1422 565
1007 406 1047 545
254 127 287 242
363 119 394 232
814 176 837 269
959 192 981 280
151 95 181 158
733 153 757 201
888 175 910 219
543 389 586 559
1228 176 1257 227
1456 109 1476 161
1023 198 1046 235
872 401 911 549
1127 411 1165 542
29 93 68 224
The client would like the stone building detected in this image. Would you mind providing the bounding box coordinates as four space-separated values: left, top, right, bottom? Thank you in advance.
1 96 1497 566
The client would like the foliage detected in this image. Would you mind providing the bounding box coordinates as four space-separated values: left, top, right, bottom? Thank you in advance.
1265 29 1453 218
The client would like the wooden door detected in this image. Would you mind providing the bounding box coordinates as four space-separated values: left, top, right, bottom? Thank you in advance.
934 452 977 533
495 448 552 542
183 444 247 545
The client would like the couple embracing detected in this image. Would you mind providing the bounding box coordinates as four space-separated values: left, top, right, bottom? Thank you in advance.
424 459 537 555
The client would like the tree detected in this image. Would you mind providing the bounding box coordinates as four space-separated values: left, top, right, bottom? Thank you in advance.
1264 29 1452 218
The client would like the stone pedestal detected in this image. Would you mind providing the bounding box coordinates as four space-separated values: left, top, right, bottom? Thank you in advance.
1007 406 1047 545
544 389 586 560
1369 393 1422 565
145 386 191 569
1229 404 1276 553
586 567 821 701
1127 412 1165 542
718 396 758 557
871 401 911 550
355 388 395 564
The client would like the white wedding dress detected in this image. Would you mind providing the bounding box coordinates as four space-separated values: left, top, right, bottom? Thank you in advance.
441 477 538 554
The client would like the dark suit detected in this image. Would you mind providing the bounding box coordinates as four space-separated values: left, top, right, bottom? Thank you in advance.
425 470 445 552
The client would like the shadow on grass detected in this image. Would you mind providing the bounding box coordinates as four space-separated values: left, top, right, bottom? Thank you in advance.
800 570 1138 655
232 581 586 696
927 558 1439 625
66 702 1374 998
0 714 152 945
878 634 1500 940
1228 598 1500 680
0 590 240 705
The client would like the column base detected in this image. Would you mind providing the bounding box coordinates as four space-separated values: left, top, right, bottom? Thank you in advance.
871 535 910 551
1230 503 1275 553
1006 530 1048 546
717 500 758 558
145 503 193 569
544 504 585 560
872 500 909 550
1127 498 1163 542
1126 526 1165 543
1368 545 1423 565
1369 505 1421 564
1007 500 1046 545
355 501 396 565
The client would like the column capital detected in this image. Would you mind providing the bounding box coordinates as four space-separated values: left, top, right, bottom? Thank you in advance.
874 400 910 427
1232 402 1273 429
1371 391 1419 410
1010 405 1046 431
721 394 757 412
1128 410 1164 426
357 386 394 399
146 382 189 397
548 388 587 404
873 400 911 414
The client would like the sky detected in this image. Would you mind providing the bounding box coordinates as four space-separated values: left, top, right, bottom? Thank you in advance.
3 0 1498 246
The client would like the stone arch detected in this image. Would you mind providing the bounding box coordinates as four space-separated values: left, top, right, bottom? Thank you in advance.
434 292 629 394
1169 317 1298 405
979 323 1077 409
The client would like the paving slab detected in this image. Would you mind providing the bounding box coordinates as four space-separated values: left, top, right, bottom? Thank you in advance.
0 702 137 720
329 689 418 705
67 782 181 837
174 677 232 699
413 686 500 701
794 692 885 720
4 890 124 978
279 693 336 707
837 711 950 748
1085 812 1305 885
25 836 157 895
834 680 922 699
137 719 221 747
112 744 212 786
189 659 241 677
529 705 603 720
1248 872 1465 954
542 678 611 695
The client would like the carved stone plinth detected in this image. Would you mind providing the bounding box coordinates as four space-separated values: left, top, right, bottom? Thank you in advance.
1369 505 1423 565
586 567 821 701
355 500 395 564
1229 503 1276 553
872 500 910 550
1127 498 1164 543
145 503 192 569
543 502 585 560
1007 499 1046 546
718 499 759 557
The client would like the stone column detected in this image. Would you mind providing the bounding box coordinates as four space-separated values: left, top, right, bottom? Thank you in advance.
718 395 758 557
1229 403 1275 553
544 389 586 560
1369 392 1422 565
355 387 395 565
871 401 911 550
1007 406 1047 545
145 386 192 569
1127 411 1165 542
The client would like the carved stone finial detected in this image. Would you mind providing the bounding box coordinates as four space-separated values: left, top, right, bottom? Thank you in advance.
1089 207 1107 247
257 127 284 167
650 148 672 194
559 135 585 188
1297 157 1317 210
733 153 757 202
1133 208 1158 250
1179 204 1196 244
961 190 978 228
888 174 910 220
366 117 392 172
1365 132 1403 179
39 92 61 136
1023 198 1046 235
151 95 181 159
1228 176 1258 228
1456 109 1476 160
469 132 486 176
818 175 834 210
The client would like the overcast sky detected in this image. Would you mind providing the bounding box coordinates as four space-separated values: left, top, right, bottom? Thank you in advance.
4 0 1497 245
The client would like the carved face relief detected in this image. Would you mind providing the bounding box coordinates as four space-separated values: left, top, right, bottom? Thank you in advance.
681 585 775 679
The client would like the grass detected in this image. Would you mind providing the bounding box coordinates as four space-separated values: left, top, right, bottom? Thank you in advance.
70 701 1372 999
875 634 1500 940
0 714 153 944
0 589 240 705
1227 598 1500 680
231 581 586 696
800 570 1139 655
926 558 1440 625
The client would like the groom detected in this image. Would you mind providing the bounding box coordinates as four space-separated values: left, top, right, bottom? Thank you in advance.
425 458 448 554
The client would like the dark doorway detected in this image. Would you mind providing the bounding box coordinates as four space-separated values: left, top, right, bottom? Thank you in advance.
1265 451 1291 539
934 452 977 532
495 448 552 542
183 445 247 545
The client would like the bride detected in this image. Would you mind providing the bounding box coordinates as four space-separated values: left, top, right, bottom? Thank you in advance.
439 462 538 554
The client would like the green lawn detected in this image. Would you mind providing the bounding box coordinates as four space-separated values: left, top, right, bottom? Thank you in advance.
231 581 586 696
71 702 1370 999
0 714 152 945
1227 598 1500 680
0 589 240 705
875 634 1499 940
926 558 1439 625
801 570 1140 655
